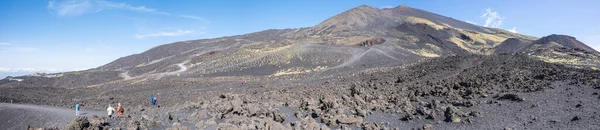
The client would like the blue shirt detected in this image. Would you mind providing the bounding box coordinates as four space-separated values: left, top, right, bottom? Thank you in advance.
76 104 80 110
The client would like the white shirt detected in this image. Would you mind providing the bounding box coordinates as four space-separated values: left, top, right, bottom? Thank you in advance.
107 107 115 115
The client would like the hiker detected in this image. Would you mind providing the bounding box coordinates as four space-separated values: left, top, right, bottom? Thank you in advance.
151 95 157 108
117 103 124 117
107 104 115 118
242 79 246 85
75 103 81 116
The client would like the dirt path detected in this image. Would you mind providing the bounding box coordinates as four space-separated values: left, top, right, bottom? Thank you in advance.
175 60 189 73
119 71 132 79
0 103 105 129
154 60 190 80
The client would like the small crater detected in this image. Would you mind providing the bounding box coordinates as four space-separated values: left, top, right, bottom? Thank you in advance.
359 38 385 47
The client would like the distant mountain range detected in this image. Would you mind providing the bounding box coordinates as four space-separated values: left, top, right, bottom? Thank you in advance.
2 4 599 88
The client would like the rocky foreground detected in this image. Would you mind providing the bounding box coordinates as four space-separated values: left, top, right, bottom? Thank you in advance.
9 55 600 129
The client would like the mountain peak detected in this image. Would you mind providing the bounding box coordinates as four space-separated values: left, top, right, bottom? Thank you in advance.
535 34 597 52
390 4 416 13
305 4 399 35
355 4 376 9
545 34 575 39
396 4 412 9
344 5 381 15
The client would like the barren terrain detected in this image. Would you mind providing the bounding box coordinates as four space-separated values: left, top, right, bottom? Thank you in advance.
1 4 599 130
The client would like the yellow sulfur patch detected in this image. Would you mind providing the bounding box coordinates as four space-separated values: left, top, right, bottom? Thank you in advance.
271 66 328 77
403 35 419 43
405 16 446 30
405 43 441 57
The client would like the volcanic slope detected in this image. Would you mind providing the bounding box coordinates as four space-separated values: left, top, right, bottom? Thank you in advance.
522 35 600 69
4 4 568 88
3 5 598 89
493 34 600 69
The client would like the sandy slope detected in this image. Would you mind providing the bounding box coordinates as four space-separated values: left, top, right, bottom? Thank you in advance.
0 103 105 129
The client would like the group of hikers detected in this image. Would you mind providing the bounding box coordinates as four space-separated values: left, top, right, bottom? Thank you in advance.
75 94 158 119
73 80 248 117
74 80 248 117
105 103 123 118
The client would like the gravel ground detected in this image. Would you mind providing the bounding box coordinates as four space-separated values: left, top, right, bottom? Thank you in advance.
1 55 599 129
0 103 105 129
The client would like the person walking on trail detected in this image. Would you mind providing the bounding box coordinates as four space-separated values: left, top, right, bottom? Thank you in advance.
151 95 157 108
116 103 124 117
107 104 115 118
75 103 81 116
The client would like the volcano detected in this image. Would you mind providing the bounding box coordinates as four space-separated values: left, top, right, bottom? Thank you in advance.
2 4 599 130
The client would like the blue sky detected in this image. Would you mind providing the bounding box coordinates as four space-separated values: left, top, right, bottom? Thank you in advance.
1 0 599 77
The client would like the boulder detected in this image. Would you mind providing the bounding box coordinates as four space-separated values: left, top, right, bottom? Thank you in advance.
571 116 581 121
356 107 367 117
127 120 141 130
89 115 109 129
273 111 286 123
497 94 524 102
337 116 363 125
64 116 90 130
422 124 434 130
444 106 461 123
361 123 381 130
301 116 320 130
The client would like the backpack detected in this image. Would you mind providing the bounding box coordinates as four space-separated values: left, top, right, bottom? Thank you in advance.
118 106 125 113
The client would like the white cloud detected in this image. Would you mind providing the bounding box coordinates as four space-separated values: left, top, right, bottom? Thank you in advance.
47 0 169 16
8 47 40 52
481 8 503 28
0 42 40 52
134 29 194 39
0 42 11 46
465 21 477 25
478 8 521 34
509 27 517 33
96 0 167 14
179 15 211 23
